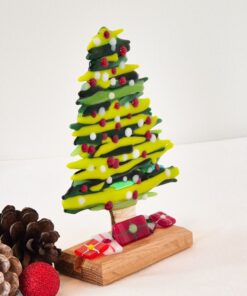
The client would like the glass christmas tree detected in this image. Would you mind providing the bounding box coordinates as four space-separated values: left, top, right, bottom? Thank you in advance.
62 27 179 224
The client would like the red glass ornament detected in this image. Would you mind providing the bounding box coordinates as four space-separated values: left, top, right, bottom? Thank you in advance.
112 158 120 169
88 145 95 155
107 156 115 167
114 102 120 109
145 131 152 140
127 113 132 119
81 144 88 153
105 201 113 211
111 67 117 75
155 164 160 171
102 132 108 140
141 150 147 158
131 98 139 107
100 57 109 68
119 46 127 56
104 30 110 39
112 135 119 143
91 111 97 118
115 122 121 130
132 190 138 200
88 78 97 87
81 184 88 192
99 118 106 127
118 76 127 85
145 116 152 125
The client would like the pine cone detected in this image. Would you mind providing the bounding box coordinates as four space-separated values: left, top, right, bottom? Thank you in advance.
0 242 22 296
0 206 61 268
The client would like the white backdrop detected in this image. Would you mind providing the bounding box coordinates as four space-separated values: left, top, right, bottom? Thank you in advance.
0 0 247 160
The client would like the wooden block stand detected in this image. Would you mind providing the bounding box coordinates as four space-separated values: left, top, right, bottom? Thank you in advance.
56 226 193 285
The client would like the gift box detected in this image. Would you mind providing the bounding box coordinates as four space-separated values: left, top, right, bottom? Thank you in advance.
74 239 109 259
149 212 176 228
93 232 123 255
112 215 151 246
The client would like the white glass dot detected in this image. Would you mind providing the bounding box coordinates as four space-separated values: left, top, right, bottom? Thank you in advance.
90 133 97 140
132 175 139 183
78 197 85 205
150 134 157 143
119 61 125 69
123 176 128 182
94 72 100 79
142 194 148 200
125 102 130 109
165 169 171 177
138 119 144 127
109 92 115 99
126 191 132 200
122 154 128 161
125 128 132 137
133 149 140 159
129 80 135 86
147 167 153 173
81 82 90 91
100 165 106 173
110 78 116 86
109 38 117 46
115 116 120 122
102 72 109 82
93 37 101 46
87 165 94 171
98 107 105 116
106 177 112 184
111 45 116 51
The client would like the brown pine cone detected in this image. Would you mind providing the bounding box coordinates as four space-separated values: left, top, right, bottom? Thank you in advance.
0 205 61 268
0 242 22 296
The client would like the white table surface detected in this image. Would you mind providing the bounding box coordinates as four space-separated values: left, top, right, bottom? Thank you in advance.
0 137 246 296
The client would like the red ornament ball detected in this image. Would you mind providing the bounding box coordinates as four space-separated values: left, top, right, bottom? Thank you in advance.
104 30 110 39
115 122 121 130
119 46 127 56
20 262 60 296
100 57 109 68
81 143 88 153
145 116 152 125
91 110 97 118
114 102 120 109
88 145 95 155
99 118 106 127
111 67 117 75
102 132 108 140
105 201 113 211
88 78 97 87
81 184 88 192
131 98 139 107
112 135 119 143
132 190 139 200
118 76 127 85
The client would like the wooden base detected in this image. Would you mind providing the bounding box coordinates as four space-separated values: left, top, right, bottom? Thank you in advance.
56 226 193 286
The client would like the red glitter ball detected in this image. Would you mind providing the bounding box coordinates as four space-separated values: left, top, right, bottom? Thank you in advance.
141 150 147 158
81 144 88 153
114 102 120 109
119 46 127 56
145 116 152 125
115 122 121 130
131 98 139 107
88 78 97 87
88 145 95 155
19 262 60 296
155 164 160 171
100 57 109 68
112 159 120 169
107 156 115 167
102 132 108 140
81 184 88 192
111 68 117 75
105 201 113 211
91 111 97 118
112 135 119 143
132 190 138 200
104 30 110 39
118 76 127 85
127 113 132 119
145 131 152 140
99 118 106 127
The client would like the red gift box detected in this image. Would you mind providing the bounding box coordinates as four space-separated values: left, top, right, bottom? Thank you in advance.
149 212 176 228
112 215 151 246
74 239 109 259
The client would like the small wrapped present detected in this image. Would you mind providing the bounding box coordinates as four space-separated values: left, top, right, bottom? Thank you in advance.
93 232 123 255
149 211 176 228
112 215 151 246
74 239 109 259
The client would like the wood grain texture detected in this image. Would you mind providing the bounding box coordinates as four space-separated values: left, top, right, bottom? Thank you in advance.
55 225 193 286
